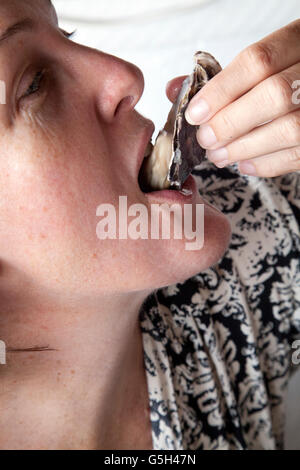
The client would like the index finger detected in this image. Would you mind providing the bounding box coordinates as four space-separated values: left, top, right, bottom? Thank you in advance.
185 19 300 124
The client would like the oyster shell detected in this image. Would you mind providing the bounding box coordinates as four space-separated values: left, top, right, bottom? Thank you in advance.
139 51 222 192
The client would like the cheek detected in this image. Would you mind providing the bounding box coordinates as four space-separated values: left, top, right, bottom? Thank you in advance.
0 136 118 287
0 105 141 293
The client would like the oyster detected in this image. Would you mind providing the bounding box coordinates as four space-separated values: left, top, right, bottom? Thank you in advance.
139 51 222 192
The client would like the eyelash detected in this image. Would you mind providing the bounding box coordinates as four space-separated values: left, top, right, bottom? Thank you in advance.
21 30 76 100
61 29 76 39
23 70 45 98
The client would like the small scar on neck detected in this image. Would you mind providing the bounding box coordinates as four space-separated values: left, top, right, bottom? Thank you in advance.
6 346 58 353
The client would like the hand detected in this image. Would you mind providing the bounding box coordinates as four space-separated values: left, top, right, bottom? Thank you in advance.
182 20 300 177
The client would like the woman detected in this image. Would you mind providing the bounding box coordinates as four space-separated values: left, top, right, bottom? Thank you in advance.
0 0 299 450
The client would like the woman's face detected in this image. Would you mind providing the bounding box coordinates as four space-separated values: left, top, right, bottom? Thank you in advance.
0 0 231 298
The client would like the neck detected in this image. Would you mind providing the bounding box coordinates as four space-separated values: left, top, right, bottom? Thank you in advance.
0 267 152 448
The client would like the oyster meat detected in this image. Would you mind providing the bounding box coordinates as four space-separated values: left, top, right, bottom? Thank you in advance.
139 51 222 192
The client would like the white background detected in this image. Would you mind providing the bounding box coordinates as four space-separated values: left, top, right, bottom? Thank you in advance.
52 0 300 449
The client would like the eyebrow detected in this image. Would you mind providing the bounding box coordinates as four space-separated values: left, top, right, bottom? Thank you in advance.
0 18 35 46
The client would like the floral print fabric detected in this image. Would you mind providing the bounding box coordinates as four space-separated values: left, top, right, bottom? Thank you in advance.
139 161 300 450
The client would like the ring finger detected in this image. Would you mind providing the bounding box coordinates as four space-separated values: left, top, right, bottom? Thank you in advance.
206 108 300 167
237 145 300 177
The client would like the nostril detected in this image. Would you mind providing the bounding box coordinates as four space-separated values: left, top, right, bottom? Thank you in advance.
114 95 135 117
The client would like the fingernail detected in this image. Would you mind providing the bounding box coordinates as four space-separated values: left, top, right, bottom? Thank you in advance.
239 161 257 176
206 147 228 163
185 98 210 124
215 159 229 168
197 125 217 148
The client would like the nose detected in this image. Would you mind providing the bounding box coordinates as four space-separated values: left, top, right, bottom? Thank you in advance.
72 45 145 124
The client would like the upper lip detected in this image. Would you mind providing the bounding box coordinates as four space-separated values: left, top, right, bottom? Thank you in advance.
136 119 155 177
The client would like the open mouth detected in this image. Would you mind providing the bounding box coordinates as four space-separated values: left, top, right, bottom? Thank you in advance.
138 139 154 192
138 138 196 200
138 136 175 193
138 51 222 195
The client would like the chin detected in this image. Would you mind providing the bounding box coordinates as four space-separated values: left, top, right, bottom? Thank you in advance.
132 207 232 291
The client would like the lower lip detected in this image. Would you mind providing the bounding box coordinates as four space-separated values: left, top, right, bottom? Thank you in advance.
144 175 198 204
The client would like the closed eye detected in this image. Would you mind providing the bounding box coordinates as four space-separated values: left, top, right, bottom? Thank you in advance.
18 29 77 106
22 30 77 98
23 70 45 98
60 29 76 40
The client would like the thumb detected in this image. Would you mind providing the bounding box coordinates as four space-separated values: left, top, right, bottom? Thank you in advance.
166 76 188 103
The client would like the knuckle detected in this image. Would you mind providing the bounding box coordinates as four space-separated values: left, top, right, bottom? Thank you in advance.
217 111 236 140
264 75 292 112
256 146 300 177
284 112 300 144
228 138 248 161
254 159 276 177
287 146 300 167
243 42 279 77
288 19 300 39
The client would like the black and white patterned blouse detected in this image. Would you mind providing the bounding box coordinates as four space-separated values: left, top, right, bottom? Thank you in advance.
139 160 300 450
